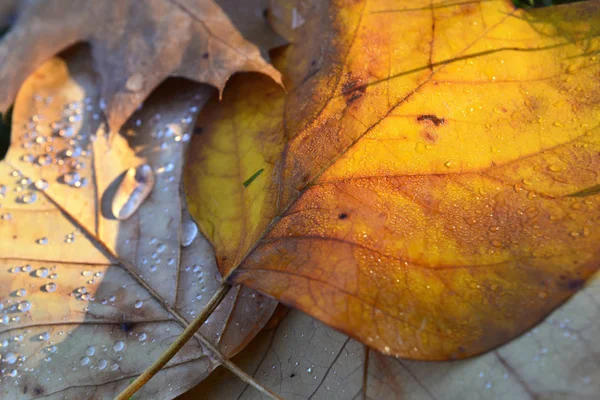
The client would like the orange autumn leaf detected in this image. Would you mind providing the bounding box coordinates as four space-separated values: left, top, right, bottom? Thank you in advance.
185 0 600 360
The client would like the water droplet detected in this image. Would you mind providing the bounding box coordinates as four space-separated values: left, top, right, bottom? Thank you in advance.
80 356 90 366
37 154 52 166
3 352 17 364
138 333 147 341
181 218 198 247
156 163 174 174
18 192 37 204
15 288 26 297
8 369 17 377
35 267 49 278
86 346 95 356
134 300 143 309
113 341 125 352
112 164 155 220
39 332 50 341
97 359 107 370
21 264 32 273
37 237 49 245
1 212 12 221
47 345 57 353
111 363 119 371
444 160 454 168
17 301 32 312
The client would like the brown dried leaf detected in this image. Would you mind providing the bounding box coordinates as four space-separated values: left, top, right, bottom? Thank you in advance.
187 274 600 399
0 0 282 131
0 47 276 399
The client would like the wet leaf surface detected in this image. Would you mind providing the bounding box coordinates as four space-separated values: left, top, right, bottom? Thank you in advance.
188 273 600 399
0 47 276 399
185 0 600 360
0 0 282 131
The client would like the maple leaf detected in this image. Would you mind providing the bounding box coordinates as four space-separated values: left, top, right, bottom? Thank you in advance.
0 47 277 399
185 0 600 361
0 0 282 131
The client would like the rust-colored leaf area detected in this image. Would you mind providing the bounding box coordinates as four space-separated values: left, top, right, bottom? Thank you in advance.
185 0 600 360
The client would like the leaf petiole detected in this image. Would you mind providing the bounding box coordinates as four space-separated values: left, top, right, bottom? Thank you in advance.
116 282 232 400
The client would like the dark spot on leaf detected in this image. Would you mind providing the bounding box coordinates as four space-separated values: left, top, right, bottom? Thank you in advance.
417 114 445 126
193 127 203 135
120 322 135 332
34 387 44 396
290 373 296 378
263 8 269 18
23 385 28 394
311 59 317 66
567 278 585 290
342 74 366 104
338 212 349 220
202 52 209 59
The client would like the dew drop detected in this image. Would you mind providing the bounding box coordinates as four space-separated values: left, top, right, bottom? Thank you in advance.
134 300 143 309
112 164 155 220
37 237 49 245
15 288 26 297
111 363 119 371
86 346 95 356
138 333 147 341
1 212 12 221
18 192 38 204
113 341 125 352
3 352 17 364
97 359 107 370
181 218 198 247
39 332 50 341
17 301 32 312
44 282 56 293
80 356 90 366
35 267 49 278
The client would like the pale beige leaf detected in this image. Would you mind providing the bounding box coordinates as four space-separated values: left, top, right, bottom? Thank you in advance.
0 46 276 399
0 0 282 130
190 275 600 399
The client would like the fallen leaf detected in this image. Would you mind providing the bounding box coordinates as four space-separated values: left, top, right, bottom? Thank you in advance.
0 47 276 399
0 0 282 131
185 273 600 399
185 0 600 360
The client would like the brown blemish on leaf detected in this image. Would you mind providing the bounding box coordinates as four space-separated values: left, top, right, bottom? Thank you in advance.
342 73 366 104
417 114 445 126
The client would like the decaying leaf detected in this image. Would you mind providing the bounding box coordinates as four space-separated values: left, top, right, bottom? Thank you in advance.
185 0 600 360
0 47 276 399
185 274 600 399
0 0 282 131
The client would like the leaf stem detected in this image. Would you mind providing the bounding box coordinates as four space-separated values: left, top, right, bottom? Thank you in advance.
116 282 232 400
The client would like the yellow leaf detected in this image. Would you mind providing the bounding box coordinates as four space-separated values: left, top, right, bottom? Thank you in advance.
185 0 600 360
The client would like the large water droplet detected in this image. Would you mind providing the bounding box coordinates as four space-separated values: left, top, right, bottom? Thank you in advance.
39 332 50 341
15 288 26 297
134 300 143 309
86 346 95 356
138 333 147 341
181 217 198 247
111 164 155 220
80 356 90 366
